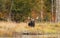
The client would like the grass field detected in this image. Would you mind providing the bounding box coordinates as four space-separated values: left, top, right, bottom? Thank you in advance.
15 22 60 34
0 22 60 37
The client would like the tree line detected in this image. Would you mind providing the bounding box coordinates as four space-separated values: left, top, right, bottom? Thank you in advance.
0 0 56 22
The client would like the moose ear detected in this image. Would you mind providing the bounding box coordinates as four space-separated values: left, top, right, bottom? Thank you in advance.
28 17 30 19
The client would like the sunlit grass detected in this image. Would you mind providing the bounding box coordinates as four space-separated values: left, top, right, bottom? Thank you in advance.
15 22 60 34
0 22 60 36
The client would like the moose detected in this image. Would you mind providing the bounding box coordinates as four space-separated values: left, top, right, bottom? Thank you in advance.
28 19 35 27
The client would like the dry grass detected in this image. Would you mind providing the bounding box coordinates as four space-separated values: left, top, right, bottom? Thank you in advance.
15 22 60 34
0 22 60 36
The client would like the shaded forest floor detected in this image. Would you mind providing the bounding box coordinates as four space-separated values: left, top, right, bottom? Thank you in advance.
0 21 60 37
